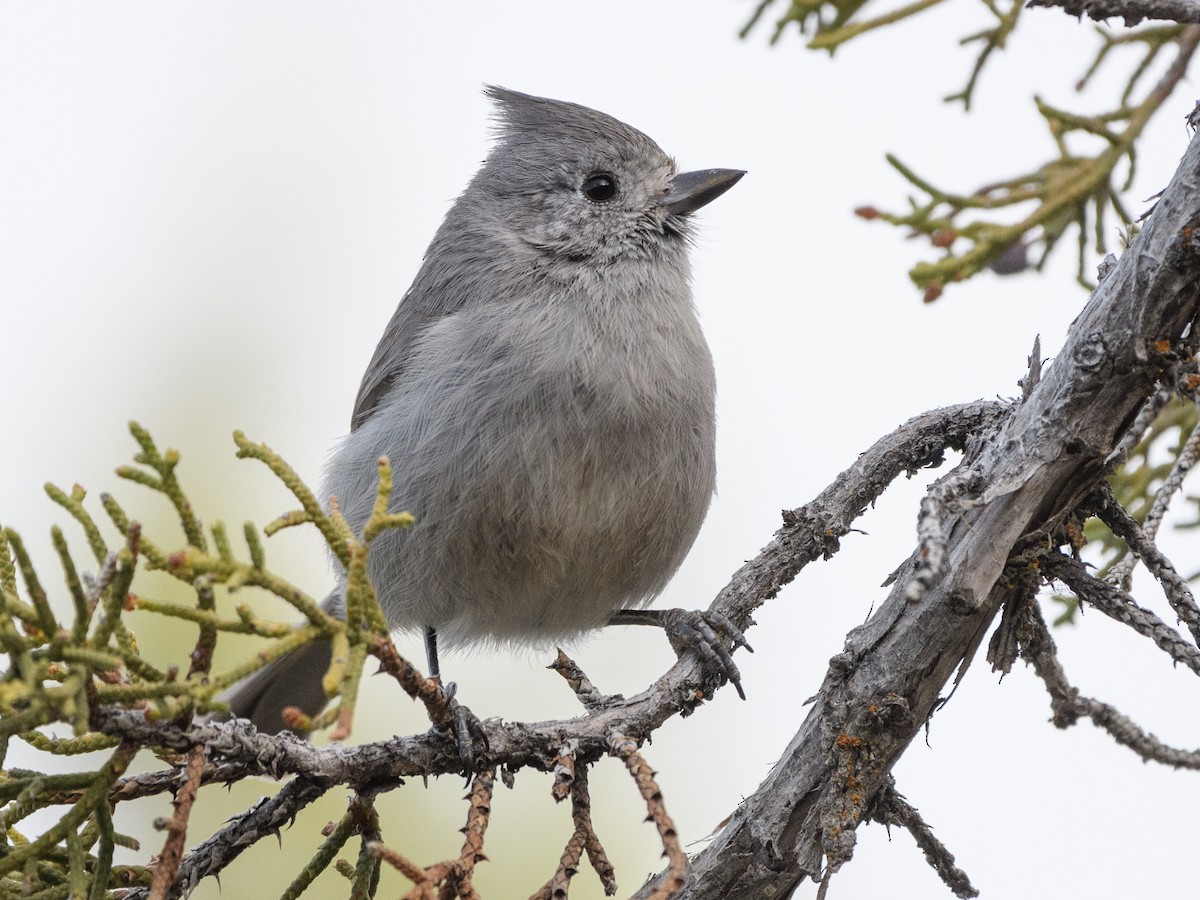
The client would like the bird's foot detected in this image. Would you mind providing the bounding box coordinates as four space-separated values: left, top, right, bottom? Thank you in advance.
429 681 489 776
609 607 753 699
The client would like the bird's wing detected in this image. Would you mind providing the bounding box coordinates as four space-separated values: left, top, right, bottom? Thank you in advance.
349 289 436 432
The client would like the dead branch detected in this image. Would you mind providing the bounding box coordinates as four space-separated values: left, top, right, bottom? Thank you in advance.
146 745 204 900
1042 552 1200 673
866 779 979 899
123 776 327 900
1028 0 1200 27
610 735 685 899
1021 600 1200 767
640 128 1200 898
1088 486 1200 643
85 397 1005 897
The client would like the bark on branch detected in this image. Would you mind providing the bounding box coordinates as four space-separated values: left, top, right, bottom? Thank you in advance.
1027 0 1200 26
80 122 1200 900
91 400 1003 898
645 129 1200 898
89 119 1200 892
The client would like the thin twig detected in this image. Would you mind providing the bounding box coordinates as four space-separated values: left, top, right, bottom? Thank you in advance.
1109 407 1200 591
1089 487 1200 644
122 777 328 900
548 650 621 713
532 766 617 899
147 745 205 900
1042 552 1200 674
455 770 494 900
550 741 577 803
574 767 616 895
1022 600 1200 767
609 735 685 899
867 778 979 898
370 636 461 733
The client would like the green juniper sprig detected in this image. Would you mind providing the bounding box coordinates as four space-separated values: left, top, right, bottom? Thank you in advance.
0 422 412 896
745 1 1200 298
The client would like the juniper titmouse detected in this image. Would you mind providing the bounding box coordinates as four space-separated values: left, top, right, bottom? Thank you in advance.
227 87 745 733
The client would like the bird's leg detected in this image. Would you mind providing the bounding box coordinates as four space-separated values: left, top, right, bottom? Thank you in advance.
422 624 488 774
424 625 441 680
608 608 753 700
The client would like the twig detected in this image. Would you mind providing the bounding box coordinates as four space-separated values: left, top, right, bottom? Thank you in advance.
147 745 205 900
369 771 493 900
369 841 428 883
533 766 617 899
531 829 585 900
1041 552 1200 674
281 806 359 900
1088 487 1200 644
1108 405 1200 591
1021 600 1200 767
550 741 577 803
348 797 382 900
0 739 138 881
867 778 979 898
122 776 328 900
548 650 621 713
609 735 685 900
369 636 461 733
574 767 616 895
732 401 1007 631
455 770 494 900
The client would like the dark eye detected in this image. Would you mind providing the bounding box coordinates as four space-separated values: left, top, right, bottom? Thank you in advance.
581 173 618 203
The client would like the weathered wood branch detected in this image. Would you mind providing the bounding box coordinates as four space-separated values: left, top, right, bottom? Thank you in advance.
648 129 1200 898
1020 595 1200 768
91 400 1005 898
90 115 1200 890
91 118 1200 896
1028 0 1200 26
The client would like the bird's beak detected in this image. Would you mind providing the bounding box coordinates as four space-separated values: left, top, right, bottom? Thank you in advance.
660 168 745 217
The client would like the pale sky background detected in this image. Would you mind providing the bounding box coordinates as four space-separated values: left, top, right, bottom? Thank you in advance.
3 3 1199 899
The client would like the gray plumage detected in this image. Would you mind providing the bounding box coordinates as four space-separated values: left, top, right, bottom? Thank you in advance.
227 87 742 731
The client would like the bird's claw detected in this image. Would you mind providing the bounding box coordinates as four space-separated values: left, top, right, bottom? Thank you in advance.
431 681 489 776
660 608 753 700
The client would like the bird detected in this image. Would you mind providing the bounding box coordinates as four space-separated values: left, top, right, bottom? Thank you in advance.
226 87 746 735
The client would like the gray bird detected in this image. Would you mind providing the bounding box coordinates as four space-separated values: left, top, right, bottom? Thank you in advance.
227 87 745 734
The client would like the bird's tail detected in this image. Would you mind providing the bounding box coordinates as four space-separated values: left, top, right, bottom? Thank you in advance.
220 591 343 734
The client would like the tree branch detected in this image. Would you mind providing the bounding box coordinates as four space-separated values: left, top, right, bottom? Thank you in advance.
1088 486 1200 644
1042 552 1200 673
1028 0 1200 27
645 128 1200 898
866 778 979 899
86 401 1005 897
1021 599 1200 767
125 776 328 900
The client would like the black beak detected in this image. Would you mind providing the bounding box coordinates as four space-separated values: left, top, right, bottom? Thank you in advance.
660 168 745 217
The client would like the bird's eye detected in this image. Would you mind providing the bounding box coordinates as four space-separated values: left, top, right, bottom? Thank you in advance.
581 173 618 203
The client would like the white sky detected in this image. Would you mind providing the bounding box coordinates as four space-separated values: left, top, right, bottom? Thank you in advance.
2 3 1199 898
